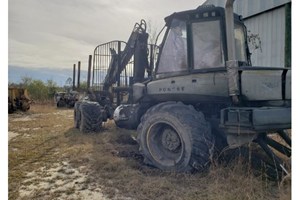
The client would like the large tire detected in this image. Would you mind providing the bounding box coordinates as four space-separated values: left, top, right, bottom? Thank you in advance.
8 102 14 114
79 101 103 133
57 99 66 108
74 101 82 128
137 102 214 172
21 101 30 111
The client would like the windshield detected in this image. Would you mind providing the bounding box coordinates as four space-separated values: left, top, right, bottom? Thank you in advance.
156 19 248 75
156 19 188 74
192 20 224 69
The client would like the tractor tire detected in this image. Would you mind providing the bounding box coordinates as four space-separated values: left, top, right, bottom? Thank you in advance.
137 102 214 172
21 101 30 111
57 100 66 108
74 101 82 128
79 101 103 133
8 102 14 114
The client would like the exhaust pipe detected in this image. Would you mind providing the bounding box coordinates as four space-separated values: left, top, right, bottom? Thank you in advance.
225 0 236 61
77 61 81 89
73 64 76 90
87 55 92 89
225 0 239 104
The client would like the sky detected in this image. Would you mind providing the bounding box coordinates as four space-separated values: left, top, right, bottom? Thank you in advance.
8 0 206 71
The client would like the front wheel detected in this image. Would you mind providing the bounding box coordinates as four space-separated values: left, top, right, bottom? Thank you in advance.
57 99 66 107
137 102 214 172
79 101 103 133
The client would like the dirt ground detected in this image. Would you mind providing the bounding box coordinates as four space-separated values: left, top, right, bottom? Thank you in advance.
8 104 291 200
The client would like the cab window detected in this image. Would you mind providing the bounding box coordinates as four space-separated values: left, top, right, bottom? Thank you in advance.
192 20 224 69
156 20 188 74
234 24 247 62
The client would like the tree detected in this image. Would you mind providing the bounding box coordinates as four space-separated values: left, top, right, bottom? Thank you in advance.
147 19 159 45
27 80 48 101
20 76 33 87
79 81 88 91
46 79 59 99
9 76 63 102
64 77 73 92
65 77 72 87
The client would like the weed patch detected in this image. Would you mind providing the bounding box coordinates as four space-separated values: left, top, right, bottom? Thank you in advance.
9 105 291 200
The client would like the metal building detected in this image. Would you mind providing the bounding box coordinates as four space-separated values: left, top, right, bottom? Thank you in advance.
203 0 291 68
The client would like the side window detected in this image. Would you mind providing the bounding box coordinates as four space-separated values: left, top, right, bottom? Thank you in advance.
234 24 247 62
157 20 188 74
192 20 224 69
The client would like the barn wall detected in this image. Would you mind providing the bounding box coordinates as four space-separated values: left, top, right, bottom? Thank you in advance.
203 0 290 67
245 6 286 67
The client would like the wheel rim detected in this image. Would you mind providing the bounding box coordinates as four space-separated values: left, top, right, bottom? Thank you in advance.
146 121 184 167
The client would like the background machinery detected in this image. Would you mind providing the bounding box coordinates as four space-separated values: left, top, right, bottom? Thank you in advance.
54 91 79 108
74 0 291 175
8 87 32 114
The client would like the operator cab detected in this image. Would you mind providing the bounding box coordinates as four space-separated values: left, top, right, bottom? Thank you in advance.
155 5 250 79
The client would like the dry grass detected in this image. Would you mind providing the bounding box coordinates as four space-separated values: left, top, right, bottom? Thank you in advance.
8 104 291 200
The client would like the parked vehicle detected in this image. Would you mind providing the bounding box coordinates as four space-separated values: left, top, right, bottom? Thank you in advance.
75 1 291 175
54 91 79 108
8 87 32 114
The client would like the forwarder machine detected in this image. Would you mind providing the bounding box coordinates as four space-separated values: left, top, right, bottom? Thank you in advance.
75 0 291 175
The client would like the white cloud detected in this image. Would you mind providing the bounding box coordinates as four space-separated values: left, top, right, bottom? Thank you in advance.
9 0 205 70
9 32 94 69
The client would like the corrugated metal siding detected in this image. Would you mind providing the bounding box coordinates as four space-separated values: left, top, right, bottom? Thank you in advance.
203 0 288 67
245 6 285 67
203 0 290 18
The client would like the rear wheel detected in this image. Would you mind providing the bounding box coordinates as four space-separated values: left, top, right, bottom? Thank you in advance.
57 99 66 107
79 101 103 133
21 101 30 111
137 102 214 172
